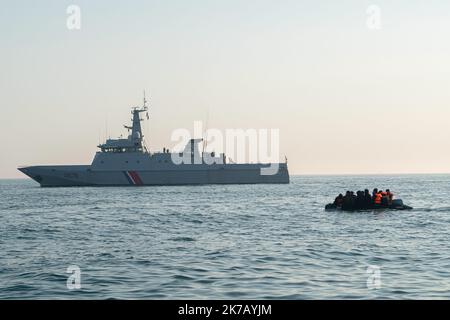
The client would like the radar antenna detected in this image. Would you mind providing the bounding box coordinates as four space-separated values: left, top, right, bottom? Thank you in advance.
143 90 150 120
202 108 210 156
143 90 148 108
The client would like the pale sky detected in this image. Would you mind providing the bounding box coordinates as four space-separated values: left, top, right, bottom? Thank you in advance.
1 0 450 178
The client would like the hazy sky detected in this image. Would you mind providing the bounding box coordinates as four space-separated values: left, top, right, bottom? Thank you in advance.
1 0 450 178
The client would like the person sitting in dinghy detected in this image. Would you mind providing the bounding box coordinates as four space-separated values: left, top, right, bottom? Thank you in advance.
333 194 344 208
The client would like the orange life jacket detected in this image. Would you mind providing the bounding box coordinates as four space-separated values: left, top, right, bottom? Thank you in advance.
374 193 382 204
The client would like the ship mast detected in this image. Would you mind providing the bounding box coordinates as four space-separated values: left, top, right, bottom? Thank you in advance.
129 91 149 152
98 92 150 153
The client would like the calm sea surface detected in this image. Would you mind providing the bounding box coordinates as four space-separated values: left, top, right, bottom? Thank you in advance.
1 175 449 299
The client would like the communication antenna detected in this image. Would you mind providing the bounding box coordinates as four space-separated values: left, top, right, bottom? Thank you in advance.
143 90 148 108
105 112 108 141
202 107 210 155
143 90 150 120
143 89 150 152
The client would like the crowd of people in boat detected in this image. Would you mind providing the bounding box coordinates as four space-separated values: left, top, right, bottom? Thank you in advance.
332 189 395 210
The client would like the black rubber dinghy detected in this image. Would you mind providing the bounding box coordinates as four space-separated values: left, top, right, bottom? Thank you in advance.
325 199 413 211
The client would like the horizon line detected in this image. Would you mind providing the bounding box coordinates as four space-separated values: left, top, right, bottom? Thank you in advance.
3 172 450 180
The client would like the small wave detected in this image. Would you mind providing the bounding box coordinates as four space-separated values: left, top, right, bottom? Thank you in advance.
274 293 308 299
169 237 196 242
1 284 36 292
6 205 22 210
97 252 115 258
39 273 67 282
420 207 450 212
134 259 154 266
16 236 36 240
172 274 195 281
188 219 203 224
257 256 276 262
196 278 215 284
224 291 249 298
42 228 60 233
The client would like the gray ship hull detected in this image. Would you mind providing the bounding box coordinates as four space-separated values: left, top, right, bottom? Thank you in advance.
19 163 289 187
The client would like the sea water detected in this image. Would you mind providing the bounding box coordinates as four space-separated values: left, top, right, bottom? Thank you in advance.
1 175 449 299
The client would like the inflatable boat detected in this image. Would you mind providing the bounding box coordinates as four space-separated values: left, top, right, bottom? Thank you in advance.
325 199 413 211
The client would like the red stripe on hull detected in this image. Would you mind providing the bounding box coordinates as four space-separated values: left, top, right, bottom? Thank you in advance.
129 171 143 185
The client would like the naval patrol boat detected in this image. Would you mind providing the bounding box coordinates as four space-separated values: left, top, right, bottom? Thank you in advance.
19 98 290 187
